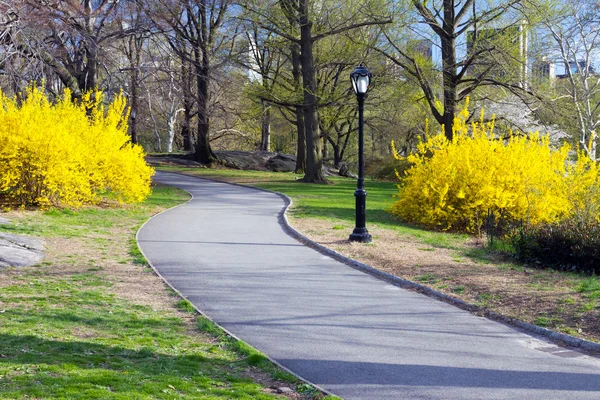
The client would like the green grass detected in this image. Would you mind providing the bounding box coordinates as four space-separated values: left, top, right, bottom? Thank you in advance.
0 285 284 399
0 185 320 399
415 274 439 284
576 277 600 298
535 316 554 327
0 186 189 239
451 285 466 294
176 299 196 313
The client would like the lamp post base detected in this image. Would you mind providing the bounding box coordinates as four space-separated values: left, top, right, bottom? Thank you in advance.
349 228 372 243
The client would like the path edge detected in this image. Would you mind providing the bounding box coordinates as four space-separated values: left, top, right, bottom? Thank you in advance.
148 170 600 356
271 192 600 356
136 171 338 399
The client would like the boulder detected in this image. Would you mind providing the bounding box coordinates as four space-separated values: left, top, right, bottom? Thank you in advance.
338 163 358 178
266 154 297 172
215 151 276 171
0 232 45 268
146 156 203 167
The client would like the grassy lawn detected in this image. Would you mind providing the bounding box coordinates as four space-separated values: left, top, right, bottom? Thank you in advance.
0 185 330 399
155 164 600 345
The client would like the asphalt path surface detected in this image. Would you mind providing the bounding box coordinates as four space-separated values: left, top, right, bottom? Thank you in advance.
138 171 600 399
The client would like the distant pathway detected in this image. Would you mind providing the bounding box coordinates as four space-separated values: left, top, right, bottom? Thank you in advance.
137 171 600 400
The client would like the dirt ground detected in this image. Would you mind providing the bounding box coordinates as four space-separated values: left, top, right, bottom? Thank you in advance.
289 216 600 344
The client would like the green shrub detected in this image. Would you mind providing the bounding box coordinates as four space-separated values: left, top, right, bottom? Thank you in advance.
512 218 600 275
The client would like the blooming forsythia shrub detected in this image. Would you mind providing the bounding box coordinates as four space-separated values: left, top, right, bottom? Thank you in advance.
0 86 153 207
389 102 600 233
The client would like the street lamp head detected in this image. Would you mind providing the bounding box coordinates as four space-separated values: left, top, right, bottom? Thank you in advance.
350 64 372 95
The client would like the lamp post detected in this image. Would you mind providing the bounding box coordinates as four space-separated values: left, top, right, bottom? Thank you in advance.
349 65 372 243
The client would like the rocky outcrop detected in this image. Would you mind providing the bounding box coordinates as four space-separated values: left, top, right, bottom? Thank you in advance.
338 163 358 179
266 154 296 172
215 151 276 171
0 231 45 268
147 151 357 178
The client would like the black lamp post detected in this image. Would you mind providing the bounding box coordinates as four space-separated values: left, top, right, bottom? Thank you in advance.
349 65 372 243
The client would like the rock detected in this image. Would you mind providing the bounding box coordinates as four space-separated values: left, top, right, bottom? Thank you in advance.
0 232 45 268
323 165 338 177
338 163 358 178
216 151 276 171
275 387 294 394
266 154 296 172
145 156 202 167
0 217 9 225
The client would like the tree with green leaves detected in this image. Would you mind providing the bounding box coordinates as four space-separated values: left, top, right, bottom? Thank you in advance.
244 0 391 183
378 0 528 140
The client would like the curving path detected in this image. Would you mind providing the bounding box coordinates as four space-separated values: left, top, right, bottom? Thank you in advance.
137 171 600 400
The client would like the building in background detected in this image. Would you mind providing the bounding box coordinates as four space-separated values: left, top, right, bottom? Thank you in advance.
466 21 528 88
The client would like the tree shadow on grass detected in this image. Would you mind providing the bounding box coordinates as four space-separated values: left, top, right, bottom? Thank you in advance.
0 333 277 399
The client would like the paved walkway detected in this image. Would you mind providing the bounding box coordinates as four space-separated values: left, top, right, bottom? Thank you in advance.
138 171 600 400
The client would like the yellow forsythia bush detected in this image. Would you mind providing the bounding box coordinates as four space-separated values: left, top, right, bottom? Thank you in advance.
0 86 154 207
389 102 600 233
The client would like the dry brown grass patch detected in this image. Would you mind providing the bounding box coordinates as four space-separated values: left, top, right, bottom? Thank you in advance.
289 216 600 343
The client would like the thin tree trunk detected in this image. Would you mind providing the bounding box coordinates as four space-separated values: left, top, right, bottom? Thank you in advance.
260 100 271 151
146 92 162 152
82 0 97 92
181 59 193 151
167 113 178 153
130 70 139 144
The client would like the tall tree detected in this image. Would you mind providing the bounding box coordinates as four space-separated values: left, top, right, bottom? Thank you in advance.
378 0 526 140
242 26 286 152
2 0 135 99
116 1 153 144
245 0 391 182
535 0 600 160
151 0 233 164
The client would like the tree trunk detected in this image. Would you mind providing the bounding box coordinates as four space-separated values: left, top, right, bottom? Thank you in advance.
81 0 97 92
195 47 216 164
167 113 178 153
146 93 162 152
35 48 82 100
288 40 305 173
182 60 193 152
129 70 139 144
260 99 271 151
84 44 98 92
329 138 342 168
294 105 306 173
441 2 458 141
299 0 325 183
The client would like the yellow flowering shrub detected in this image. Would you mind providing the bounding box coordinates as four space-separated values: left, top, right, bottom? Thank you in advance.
389 102 580 233
565 152 600 222
0 86 153 207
